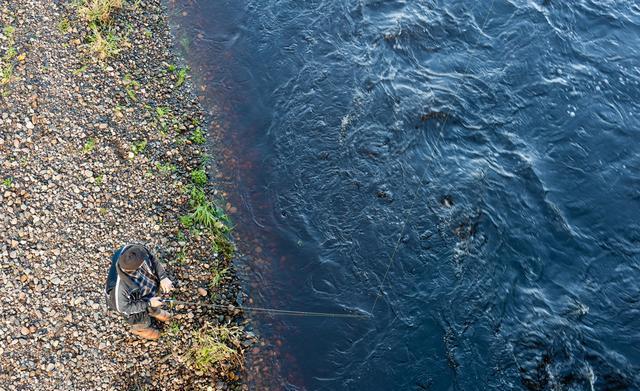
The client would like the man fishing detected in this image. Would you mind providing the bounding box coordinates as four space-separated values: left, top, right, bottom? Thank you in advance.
104 243 174 340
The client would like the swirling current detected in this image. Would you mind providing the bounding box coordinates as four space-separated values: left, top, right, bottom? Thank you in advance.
167 0 640 389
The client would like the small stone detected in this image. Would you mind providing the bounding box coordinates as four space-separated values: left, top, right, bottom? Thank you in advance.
197 287 207 297
20 327 30 336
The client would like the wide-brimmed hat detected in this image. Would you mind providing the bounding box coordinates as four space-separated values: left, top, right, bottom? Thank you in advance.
118 244 149 272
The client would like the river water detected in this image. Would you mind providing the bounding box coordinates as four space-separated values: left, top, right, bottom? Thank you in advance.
167 0 640 389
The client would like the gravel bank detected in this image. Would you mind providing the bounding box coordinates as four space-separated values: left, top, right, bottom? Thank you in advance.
0 1 252 389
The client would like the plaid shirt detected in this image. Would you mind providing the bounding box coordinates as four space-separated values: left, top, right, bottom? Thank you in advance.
126 257 159 299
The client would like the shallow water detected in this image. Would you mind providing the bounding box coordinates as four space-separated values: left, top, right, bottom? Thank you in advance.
167 0 640 389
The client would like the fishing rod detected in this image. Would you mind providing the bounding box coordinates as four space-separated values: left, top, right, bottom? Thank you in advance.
161 299 371 319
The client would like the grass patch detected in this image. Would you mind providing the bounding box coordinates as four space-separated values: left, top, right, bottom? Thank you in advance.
176 67 188 87
58 18 70 34
73 65 88 75
180 185 234 258
82 138 96 154
131 139 147 156
88 25 121 60
155 162 177 174
166 322 181 336
184 324 244 374
156 106 170 118
123 74 140 101
74 0 126 60
209 266 228 289
1 25 17 92
190 127 206 144
76 0 123 25
2 177 13 188
191 168 207 186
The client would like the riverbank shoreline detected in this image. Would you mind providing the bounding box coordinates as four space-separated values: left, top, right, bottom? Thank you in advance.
0 1 251 389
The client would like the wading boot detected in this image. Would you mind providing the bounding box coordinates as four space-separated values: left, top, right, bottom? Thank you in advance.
131 327 161 340
150 309 171 323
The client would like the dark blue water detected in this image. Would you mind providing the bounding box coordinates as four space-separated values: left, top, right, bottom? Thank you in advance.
168 0 640 389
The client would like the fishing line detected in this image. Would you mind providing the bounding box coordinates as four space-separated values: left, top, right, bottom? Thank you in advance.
162 299 370 319
369 0 497 313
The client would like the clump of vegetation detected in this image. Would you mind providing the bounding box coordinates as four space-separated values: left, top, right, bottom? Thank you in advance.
166 64 189 88
209 266 228 289
180 174 234 259
123 74 140 101
82 138 96 154
58 18 70 34
88 25 121 60
191 168 207 186
74 0 125 60
176 67 188 87
1 25 17 92
184 323 244 375
155 162 177 174
131 139 147 155
166 322 181 337
190 127 206 144
73 65 88 75
77 0 123 25
156 106 170 118
2 177 13 188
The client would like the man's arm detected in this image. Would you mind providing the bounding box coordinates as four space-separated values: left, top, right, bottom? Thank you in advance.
149 251 173 293
149 251 168 281
114 275 148 315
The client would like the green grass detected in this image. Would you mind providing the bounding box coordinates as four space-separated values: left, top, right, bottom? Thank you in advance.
156 106 170 118
174 247 187 263
190 127 206 144
58 18 70 34
76 0 123 25
2 177 13 188
180 185 233 258
131 139 147 155
73 65 88 75
88 25 121 60
191 203 224 232
209 267 228 289
1 26 17 90
95 174 104 185
166 322 181 336
123 74 140 101
188 185 207 208
184 324 243 373
82 138 96 154
176 67 188 87
180 164 235 259
155 162 176 174
191 169 207 186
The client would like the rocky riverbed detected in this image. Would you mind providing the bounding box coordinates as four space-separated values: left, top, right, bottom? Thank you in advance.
0 1 253 389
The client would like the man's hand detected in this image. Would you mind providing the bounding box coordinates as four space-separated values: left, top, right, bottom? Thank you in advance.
160 278 174 293
149 297 163 308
